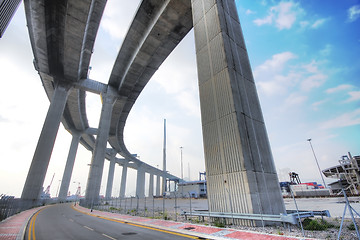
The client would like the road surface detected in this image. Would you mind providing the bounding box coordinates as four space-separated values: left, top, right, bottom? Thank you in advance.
25 204 202 240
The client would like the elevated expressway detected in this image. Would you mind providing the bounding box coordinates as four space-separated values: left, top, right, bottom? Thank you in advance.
21 0 286 222
21 0 191 204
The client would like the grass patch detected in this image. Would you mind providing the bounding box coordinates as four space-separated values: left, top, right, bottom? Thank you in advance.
302 218 335 231
347 222 359 231
212 219 225 228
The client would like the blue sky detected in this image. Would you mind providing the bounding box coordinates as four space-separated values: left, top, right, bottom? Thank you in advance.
235 0 360 182
0 0 359 197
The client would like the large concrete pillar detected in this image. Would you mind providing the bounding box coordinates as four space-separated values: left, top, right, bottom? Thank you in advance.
136 165 145 198
105 151 117 200
148 173 154 197
119 162 128 198
191 0 285 221
84 88 116 206
21 82 71 202
58 132 81 202
156 174 161 196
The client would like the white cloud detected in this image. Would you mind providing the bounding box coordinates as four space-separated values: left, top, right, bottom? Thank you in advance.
326 84 353 94
301 73 327 91
254 52 298 95
283 93 307 109
100 0 141 40
312 99 328 111
345 91 360 102
257 72 300 96
310 18 329 29
321 109 360 129
254 14 273 26
246 9 255 15
300 61 327 91
253 1 302 30
348 5 360 22
255 52 297 74
319 44 332 56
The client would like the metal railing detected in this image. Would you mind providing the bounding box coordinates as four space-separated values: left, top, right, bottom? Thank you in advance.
181 210 331 225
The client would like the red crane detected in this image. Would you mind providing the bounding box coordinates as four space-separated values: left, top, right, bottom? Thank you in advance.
44 173 55 196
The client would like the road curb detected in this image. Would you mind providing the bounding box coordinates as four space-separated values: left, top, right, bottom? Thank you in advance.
73 205 314 240
16 206 47 240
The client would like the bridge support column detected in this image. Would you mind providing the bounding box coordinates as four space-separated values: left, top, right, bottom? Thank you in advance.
136 165 145 198
119 162 128 198
85 88 116 206
105 150 117 200
191 0 285 223
156 175 161 196
21 82 72 203
148 173 154 197
58 131 81 202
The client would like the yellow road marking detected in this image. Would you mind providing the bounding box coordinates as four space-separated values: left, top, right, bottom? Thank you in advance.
27 207 48 240
71 205 203 239
102 233 117 240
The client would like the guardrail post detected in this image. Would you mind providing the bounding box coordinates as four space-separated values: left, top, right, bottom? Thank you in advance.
290 187 305 238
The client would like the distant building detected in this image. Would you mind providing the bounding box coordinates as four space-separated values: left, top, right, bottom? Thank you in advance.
177 180 207 198
0 0 21 38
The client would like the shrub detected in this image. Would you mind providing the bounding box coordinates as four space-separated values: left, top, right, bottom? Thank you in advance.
302 218 334 231
213 219 225 228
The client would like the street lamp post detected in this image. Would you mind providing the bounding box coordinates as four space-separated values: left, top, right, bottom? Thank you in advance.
307 138 327 188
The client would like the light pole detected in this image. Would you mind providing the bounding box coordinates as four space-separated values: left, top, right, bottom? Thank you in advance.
307 138 327 188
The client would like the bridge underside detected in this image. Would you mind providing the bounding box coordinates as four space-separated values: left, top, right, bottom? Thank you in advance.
21 0 285 225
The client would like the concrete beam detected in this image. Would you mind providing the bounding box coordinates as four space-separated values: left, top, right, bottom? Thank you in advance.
84 88 117 206
156 174 161 197
58 132 81 202
148 173 154 197
21 83 72 202
136 165 145 198
74 78 107 95
119 162 128 198
105 151 116 199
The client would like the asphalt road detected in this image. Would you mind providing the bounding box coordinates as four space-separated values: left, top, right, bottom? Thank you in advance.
25 204 199 240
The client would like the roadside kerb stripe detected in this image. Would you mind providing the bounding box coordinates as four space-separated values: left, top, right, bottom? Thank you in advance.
71 205 208 239
27 207 48 240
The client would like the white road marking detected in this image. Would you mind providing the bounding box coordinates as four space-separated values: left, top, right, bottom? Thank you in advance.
69 219 74 222
83 226 94 231
102 233 117 240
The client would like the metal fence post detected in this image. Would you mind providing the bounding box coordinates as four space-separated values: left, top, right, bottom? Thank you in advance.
189 192 192 219
152 196 155 219
136 195 139 215
175 193 177 221
162 193 165 219
144 197 147 217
